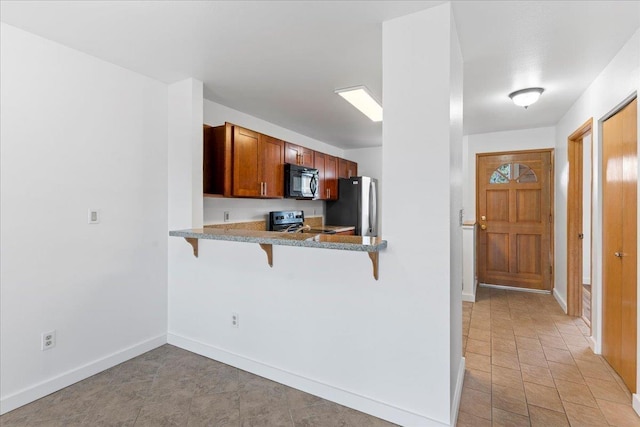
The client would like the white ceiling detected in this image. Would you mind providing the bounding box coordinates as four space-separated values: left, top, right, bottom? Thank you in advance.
1 1 638 149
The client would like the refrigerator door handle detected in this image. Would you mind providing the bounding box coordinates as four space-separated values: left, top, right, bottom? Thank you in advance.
369 180 377 235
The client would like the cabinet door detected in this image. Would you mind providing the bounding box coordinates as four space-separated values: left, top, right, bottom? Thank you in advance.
300 146 315 167
261 135 284 198
285 142 314 167
348 160 358 178
325 155 338 200
338 158 349 179
232 126 261 197
284 142 301 165
314 152 327 200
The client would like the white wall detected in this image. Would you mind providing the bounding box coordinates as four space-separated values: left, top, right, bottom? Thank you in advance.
202 99 336 224
0 23 168 413
462 126 556 223
383 3 461 425
553 29 639 408
448 8 464 419
166 4 462 426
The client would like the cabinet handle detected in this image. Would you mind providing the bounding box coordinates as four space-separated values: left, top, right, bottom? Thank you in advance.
301 154 304 165
264 182 267 195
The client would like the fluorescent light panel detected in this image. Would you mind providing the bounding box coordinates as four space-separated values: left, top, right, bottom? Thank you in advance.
335 86 382 122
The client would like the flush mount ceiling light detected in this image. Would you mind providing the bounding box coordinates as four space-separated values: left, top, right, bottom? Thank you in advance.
335 86 383 122
508 87 545 109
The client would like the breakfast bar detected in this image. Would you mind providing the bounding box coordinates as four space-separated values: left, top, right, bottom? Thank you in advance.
169 228 388 280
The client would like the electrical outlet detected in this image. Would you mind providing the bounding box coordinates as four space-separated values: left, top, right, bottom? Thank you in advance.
231 313 239 328
41 330 56 351
88 209 100 224
224 211 230 222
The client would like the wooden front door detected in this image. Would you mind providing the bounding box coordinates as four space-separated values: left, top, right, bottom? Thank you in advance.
477 150 553 291
602 97 637 393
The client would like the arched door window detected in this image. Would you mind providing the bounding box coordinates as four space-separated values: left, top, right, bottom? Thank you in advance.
489 163 537 184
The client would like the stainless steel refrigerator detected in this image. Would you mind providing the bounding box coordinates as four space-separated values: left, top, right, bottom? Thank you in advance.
325 176 378 236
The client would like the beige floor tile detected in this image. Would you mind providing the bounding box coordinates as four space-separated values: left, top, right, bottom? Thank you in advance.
520 364 555 388
456 410 492 427
492 326 516 339
493 349 522 370
492 365 524 390
460 387 492 420
561 333 589 347
523 382 564 413
512 325 538 339
465 368 492 394
491 407 531 427
518 348 549 368
538 334 567 350
493 336 518 354
575 358 616 381
547 361 585 384
467 351 492 373
515 336 542 352
554 379 598 408
492 383 529 416
585 376 632 404
562 401 609 426
596 399 640 427
467 338 492 356
528 405 570 427
555 323 583 336
470 327 492 342
542 347 576 366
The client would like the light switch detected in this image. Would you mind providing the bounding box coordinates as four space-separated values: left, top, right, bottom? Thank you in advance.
88 209 100 224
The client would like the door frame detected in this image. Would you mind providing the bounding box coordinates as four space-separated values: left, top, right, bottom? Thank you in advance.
567 119 593 318
475 148 555 291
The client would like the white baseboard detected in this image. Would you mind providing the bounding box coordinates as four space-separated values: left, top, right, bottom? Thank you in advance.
451 357 465 426
0 334 166 415
461 292 475 302
633 394 640 417
553 288 568 313
588 335 597 353
168 333 450 427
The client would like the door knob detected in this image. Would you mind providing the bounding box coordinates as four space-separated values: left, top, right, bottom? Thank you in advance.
480 224 487 230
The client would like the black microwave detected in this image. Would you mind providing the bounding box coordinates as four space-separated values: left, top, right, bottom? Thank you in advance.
285 164 318 199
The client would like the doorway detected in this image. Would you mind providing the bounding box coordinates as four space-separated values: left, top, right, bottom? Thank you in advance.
567 119 593 325
601 96 637 393
476 150 554 291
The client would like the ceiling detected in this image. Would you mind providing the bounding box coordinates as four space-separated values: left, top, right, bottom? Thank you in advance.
1 1 638 149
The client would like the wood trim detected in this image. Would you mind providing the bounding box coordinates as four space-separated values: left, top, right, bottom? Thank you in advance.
567 118 592 317
223 122 233 197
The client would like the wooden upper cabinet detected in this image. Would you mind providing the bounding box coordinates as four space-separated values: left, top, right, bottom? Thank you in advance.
233 126 262 197
315 152 338 200
338 158 358 179
203 123 284 198
260 134 285 198
285 142 314 168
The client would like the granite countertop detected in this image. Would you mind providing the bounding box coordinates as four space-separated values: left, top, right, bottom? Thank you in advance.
169 228 386 252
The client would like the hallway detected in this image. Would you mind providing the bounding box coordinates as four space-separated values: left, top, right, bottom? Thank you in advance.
459 286 640 426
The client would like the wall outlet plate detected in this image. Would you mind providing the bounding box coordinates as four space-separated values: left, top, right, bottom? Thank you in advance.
88 209 100 224
224 211 230 222
231 313 239 328
42 330 56 351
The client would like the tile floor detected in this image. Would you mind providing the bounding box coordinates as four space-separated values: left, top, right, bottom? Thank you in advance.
3 286 640 426
459 285 640 427
0 345 395 426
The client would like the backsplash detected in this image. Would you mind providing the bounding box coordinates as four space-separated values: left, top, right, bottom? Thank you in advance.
203 197 324 225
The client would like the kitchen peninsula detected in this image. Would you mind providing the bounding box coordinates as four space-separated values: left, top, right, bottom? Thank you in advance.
169 228 387 280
